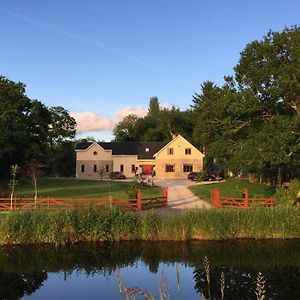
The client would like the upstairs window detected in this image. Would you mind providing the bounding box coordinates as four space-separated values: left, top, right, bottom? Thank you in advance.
165 164 175 172
167 148 174 155
185 148 191 155
93 151 97 155
145 148 150 152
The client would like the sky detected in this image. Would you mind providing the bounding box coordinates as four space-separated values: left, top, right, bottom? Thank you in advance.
0 0 299 141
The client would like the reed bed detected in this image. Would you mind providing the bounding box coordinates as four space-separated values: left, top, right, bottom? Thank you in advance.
0 206 299 245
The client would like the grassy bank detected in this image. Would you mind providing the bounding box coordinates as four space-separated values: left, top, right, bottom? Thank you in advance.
189 178 276 202
1 178 161 199
0 206 299 245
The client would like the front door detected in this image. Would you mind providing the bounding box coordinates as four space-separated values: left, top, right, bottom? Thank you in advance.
143 165 152 175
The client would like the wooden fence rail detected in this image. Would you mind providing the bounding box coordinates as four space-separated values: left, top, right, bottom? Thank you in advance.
0 187 168 212
211 187 274 209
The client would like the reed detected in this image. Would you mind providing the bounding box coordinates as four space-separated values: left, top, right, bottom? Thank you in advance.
0 206 299 245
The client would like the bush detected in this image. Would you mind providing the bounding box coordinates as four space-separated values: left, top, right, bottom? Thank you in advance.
274 179 300 206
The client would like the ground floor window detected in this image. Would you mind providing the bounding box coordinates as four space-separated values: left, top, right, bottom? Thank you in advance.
81 165 85 173
120 164 124 173
131 164 137 173
183 164 193 173
105 164 109 173
93 165 97 172
165 164 175 172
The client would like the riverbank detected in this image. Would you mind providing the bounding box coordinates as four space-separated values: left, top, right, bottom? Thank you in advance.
0 206 299 245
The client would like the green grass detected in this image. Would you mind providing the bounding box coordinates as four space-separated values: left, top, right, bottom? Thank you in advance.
3 178 162 199
189 178 276 202
0 206 299 245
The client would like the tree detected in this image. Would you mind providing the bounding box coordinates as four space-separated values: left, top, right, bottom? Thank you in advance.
113 114 139 142
9 164 18 210
235 26 300 115
24 160 44 206
49 106 76 144
0 75 77 178
148 96 160 117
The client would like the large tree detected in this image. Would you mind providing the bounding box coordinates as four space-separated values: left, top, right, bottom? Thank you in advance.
235 26 300 115
0 75 77 178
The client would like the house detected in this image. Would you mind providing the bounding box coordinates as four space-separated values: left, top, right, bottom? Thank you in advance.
75 135 204 179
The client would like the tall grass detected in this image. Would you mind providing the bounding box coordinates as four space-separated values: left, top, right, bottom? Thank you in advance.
0 206 299 245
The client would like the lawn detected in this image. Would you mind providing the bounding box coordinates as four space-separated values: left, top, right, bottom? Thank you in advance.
189 178 276 202
2 178 162 199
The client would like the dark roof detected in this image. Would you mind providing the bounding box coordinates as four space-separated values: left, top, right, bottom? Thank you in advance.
75 141 168 159
100 142 140 155
75 142 93 150
137 142 168 159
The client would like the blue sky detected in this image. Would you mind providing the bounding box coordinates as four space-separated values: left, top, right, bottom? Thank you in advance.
0 0 299 141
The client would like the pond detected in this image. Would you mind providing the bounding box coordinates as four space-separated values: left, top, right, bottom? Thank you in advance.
1 240 300 299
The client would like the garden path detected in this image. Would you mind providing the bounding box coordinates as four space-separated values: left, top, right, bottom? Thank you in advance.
154 179 211 209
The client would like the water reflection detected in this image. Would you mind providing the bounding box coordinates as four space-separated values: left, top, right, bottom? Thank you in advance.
0 240 299 299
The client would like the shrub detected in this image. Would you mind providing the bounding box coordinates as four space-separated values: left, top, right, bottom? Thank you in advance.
274 179 300 206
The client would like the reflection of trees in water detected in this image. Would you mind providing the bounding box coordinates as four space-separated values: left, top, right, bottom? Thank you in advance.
0 240 299 299
0 270 47 300
193 264 300 299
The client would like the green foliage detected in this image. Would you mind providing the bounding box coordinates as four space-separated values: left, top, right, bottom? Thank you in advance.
274 179 300 206
126 181 139 199
0 75 76 179
0 206 299 245
113 97 194 142
190 27 300 185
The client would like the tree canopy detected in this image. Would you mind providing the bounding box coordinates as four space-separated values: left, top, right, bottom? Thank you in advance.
0 75 76 179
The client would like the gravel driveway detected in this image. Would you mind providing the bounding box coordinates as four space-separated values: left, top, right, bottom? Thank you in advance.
154 179 211 209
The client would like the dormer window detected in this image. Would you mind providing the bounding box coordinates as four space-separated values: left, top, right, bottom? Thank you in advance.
145 148 150 152
93 151 97 155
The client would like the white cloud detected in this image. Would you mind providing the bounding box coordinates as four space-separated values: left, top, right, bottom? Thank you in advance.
71 103 173 134
70 112 113 133
114 106 148 120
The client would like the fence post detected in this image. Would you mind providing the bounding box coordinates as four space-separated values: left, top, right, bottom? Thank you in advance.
137 189 142 211
163 187 168 207
244 188 249 208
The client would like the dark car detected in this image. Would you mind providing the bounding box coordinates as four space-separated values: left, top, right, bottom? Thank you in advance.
187 172 202 181
109 171 126 179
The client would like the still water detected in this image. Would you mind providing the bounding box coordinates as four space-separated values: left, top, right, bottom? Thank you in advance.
0 240 300 299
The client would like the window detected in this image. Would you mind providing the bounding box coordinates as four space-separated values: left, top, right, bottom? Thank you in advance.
120 164 124 173
131 164 136 173
185 148 191 155
93 165 97 172
183 164 193 173
167 148 174 155
165 164 175 172
81 165 85 173
93 151 97 155
105 164 109 173
145 147 150 152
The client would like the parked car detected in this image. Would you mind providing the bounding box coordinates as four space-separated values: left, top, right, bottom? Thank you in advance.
202 174 216 181
187 172 202 181
109 171 126 179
